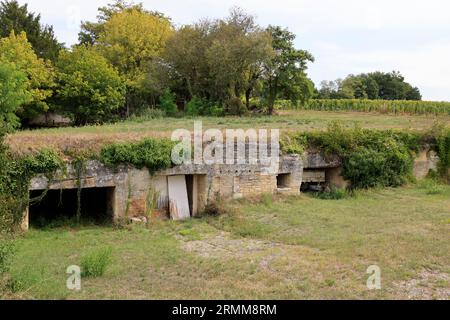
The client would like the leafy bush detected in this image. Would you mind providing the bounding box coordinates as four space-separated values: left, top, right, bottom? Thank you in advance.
287 123 417 189
185 96 204 116
280 133 306 155
55 45 126 126
436 127 450 179
207 104 225 117
100 138 175 173
0 60 31 127
225 97 247 116
0 31 55 123
81 247 112 278
0 135 64 230
343 145 413 189
159 89 178 116
21 150 63 175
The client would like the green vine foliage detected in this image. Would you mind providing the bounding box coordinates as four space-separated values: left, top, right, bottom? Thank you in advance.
285 122 423 189
436 127 450 180
100 138 175 174
0 125 64 231
2 150 63 228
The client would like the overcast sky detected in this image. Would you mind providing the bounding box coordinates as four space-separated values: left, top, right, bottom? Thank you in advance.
18 0 450 101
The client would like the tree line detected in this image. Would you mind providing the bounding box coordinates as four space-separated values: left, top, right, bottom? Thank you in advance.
0 0 315 127
316 71 422 101
0 0 423 129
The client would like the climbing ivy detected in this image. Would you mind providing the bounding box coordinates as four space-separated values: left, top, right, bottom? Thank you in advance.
100 138 175 174
0 146 64 231
283 122 428 189
436 127 450 180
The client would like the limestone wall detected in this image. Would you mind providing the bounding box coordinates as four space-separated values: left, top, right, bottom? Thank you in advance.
25 149 441 229
413 149 439 180
26 155 304 227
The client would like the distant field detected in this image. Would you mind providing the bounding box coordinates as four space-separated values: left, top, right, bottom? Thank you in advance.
7 110 450 155
287 99 450 115
4 184 449 300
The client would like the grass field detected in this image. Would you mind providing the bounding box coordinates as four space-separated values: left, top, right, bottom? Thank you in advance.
3 183 449 300
7 110 450 155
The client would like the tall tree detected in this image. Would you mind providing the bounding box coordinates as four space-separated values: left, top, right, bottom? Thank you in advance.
318 71 422 101
262 26 314 115
79 0 138 45
368 71 421 100
165 8 273 115
82 1 173 115
0 31 55 123
0 59 30 127
0 0 63 61
78 0 168 45
54 45 126 126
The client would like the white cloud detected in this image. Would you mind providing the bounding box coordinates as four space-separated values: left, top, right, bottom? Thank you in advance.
17 0 450 100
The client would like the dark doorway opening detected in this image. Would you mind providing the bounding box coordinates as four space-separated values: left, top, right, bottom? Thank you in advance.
29 187 115 228
185 174 207 217
277 174 291 189
186 175 194 217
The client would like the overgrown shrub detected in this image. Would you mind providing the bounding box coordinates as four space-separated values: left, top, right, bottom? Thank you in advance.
1 123 64 230
81 247 112 278
436 127 450 179
55 45 126 126
185 96 204 116
159 89 178 116
226 97 248 116
280 133 306 155
286 123 417 189
343 145 413 189
100 138 175 173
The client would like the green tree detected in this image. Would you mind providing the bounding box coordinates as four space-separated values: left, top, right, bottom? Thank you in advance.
78 0 166 45
319 71 422 101
81 1 173 115
165 8 274 115
0 60 30 127
340 75 371 99
54 45 126 125
368 71 421 100
164 23 211 100
0 31 55 122
262 26 315 115
0 0 63 61
159 89 178 116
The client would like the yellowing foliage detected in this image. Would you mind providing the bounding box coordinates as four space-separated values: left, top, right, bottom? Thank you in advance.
98 9 173 85
0 31 55 119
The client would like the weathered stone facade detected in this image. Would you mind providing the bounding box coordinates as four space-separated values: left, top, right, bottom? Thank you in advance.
26 154 304 228
24 149 440 230
413 148 439 180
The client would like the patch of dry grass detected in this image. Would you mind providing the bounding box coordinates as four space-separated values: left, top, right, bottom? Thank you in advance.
7 110 450 155
4 185 449 300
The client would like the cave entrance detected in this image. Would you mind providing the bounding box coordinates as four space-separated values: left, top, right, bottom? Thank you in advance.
29 187 115 228
301 169 327 193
